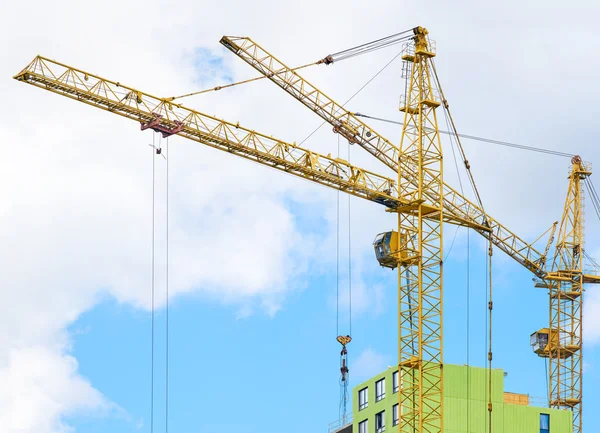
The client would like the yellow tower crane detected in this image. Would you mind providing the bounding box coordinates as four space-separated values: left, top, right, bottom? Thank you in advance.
13 27 584 433
531 156 600 433
219 28 560 433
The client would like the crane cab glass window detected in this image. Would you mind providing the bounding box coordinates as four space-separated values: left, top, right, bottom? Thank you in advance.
531 330 549 355
373 233 389 258
373 231 399 269
540 413 550 433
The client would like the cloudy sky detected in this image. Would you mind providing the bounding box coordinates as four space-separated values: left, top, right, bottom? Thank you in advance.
2 0 600 432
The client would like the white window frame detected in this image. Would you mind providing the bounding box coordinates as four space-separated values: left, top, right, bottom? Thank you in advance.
358 387 368 410
393 371 399 393
376 378 386 401
359 419 368 433
393 404 399 426
376 410 386 433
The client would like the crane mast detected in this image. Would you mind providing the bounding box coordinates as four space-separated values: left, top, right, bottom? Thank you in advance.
550 156 587 432
532 156 600 433
395 27 443 433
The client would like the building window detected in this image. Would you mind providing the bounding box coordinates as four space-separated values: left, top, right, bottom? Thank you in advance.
359 419 368 433
376 410 385 433
393 404 399 426
540 413 549 433
358 387 368 410
376 378 386 401
393 371 399 393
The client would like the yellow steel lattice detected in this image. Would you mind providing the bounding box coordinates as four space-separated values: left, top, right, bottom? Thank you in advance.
13 56 401 208
219 34 549 278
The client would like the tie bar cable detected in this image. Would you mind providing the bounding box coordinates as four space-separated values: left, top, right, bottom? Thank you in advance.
168 29 416 101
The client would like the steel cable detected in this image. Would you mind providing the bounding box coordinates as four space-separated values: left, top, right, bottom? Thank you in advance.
336 134 340 337
329 36 413 63
327 29 414 61
299 50 404 146
441 104 463 262
169 30 414 100
354 112 576 158
150 133 155 433
348 141 352 338
585 178 600 221
165 138 170 433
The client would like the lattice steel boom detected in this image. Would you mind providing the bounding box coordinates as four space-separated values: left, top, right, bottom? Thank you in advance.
13 56 402 208
220 33 549 278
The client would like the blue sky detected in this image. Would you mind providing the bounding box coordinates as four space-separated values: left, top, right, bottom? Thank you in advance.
63 219 600 433
3 1 600 433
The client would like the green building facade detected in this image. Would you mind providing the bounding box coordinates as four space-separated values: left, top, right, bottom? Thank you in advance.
351 364 571 433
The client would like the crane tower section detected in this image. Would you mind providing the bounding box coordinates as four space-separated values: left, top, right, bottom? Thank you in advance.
531 156 600 433
396 27 444 433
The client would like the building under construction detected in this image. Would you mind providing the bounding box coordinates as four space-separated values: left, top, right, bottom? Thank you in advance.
329 364 571 433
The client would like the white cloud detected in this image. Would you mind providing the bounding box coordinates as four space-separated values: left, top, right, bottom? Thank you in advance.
352 348 389 383
1 1 338 430
332 271 387 320
584 289 600 344
0 347 113 433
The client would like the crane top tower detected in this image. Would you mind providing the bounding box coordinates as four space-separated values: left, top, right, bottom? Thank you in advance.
530 155 600 433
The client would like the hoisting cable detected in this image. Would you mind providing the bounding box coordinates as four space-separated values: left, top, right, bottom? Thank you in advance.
148 132 170 433
150 133 156 433
440 89 471 431
581 177 600 269
466 225 471 433
336 133 340 339
441 100 464 262
345 138 353 424
484 239 489 433
584 177 600 221
348 141 352 338
442 100 472 430
335 134 353 425
166 62 317 101
353 112 577 159
167 29 415 102
487 240 494 433
321 29 415 64
583 249 600 271
335 133 342 418
299 50 404 147
165 137 170 433
432 60 486 214
545 358 550 406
